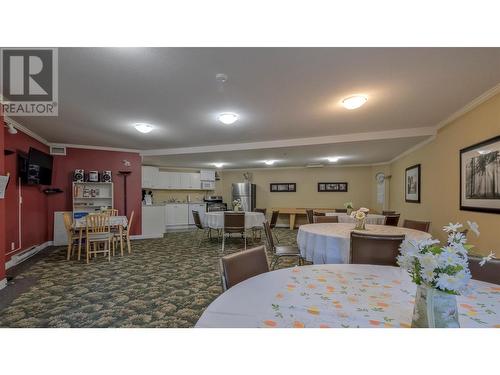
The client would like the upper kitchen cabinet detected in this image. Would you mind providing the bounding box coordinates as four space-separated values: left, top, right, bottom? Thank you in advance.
142 166 160 189
200 169 216 181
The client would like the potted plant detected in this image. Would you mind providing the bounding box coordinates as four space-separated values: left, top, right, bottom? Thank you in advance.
232 199 242 211
344 201 354 215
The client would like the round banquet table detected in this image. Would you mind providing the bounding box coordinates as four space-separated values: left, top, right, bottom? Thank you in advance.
325 212 386 225
196 264 500 328
297 223 431 264
204 211 265 229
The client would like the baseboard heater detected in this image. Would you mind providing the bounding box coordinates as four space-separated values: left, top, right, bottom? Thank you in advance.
6 242 51 269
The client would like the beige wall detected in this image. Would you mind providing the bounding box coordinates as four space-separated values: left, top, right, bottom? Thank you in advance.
388 93 500 256
216 166 377 226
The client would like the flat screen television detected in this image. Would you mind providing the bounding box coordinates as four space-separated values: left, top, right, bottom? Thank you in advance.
19 147 53 185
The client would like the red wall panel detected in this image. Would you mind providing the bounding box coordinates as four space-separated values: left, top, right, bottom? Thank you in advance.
0 108 6 280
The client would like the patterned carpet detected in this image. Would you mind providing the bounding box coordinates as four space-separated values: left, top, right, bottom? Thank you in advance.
0 228 299 328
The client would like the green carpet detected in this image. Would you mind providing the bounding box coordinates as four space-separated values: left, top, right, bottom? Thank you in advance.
0 228 299 328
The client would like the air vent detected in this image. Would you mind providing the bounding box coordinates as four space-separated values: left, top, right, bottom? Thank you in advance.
50 145 66 156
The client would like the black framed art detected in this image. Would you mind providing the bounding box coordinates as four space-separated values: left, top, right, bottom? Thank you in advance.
317 182 348 192
270 183 296 192
460 135 500 214
405 164 421 203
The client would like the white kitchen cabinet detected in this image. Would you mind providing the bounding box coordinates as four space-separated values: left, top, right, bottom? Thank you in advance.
142 166 160 189
188 203 206 225
142 205 165 238
188 173 201 189
200 169 216 181
154 171 206 190
165 204 189 226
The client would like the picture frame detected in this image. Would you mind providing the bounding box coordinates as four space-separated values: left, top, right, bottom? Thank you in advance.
459 135 500 214
270 183 296 192
405 164 421 203
317 182 348 192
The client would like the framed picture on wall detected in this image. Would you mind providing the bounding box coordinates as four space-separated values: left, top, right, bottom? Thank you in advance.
270 183 296 192
405 164 421 203
460 135 500 214
317 182 348 192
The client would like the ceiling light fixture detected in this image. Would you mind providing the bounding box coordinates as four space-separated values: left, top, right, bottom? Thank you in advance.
134 123 154 134
342 95 367 110
264 160 276 166
327 157 340 163
213 163 224 168
218 113 239 125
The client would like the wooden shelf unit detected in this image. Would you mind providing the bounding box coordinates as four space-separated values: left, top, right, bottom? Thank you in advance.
72 182 114 218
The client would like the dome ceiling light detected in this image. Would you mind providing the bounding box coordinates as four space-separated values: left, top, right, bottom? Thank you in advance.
342 95 367 110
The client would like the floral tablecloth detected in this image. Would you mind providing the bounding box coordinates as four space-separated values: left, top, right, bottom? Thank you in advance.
195 264 500 328
73 215 128 229
325 213 386 225
297 223 431 264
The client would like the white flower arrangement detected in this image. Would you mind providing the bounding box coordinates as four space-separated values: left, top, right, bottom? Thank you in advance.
350 207 369 220
232 199 242 210
344 201 354 209
397 221 494 295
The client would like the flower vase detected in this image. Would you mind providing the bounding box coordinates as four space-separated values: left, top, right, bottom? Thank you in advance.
354 218 366 230
411 285 460 328
346 208 353 215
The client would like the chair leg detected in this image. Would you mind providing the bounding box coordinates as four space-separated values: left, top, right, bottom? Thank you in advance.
86 241 90 264
107 240 111 262
273 230 280 243
271 256 278 270
66 240 72 261
221 233 225 253
126 234 131 254
78 229 83 261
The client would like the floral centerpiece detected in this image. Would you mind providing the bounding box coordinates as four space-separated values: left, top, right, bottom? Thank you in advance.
232 198 242 211
397 221 494 328
350 207 369 230
344 201 354 215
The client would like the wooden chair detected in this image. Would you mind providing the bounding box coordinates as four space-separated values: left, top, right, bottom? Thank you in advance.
222 212 246 253
104 208 119 216
403 219 431 233
350 232 405 266
468 256 500 285
264 221 302 269
382 210 396 215
313 215 339 223
113 210 134 255
219 245 269 290
85 214 113 263
384 214 400 227
63 212 85 260
334 208 348 213
269 210 280 243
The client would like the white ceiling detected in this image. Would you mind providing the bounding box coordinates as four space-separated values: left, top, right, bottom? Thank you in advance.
10 47 500 168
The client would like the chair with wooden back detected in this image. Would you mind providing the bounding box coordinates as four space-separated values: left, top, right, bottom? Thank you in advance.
334 208 348 213
382 210 396 215
219 245 269 290
403 219 431 233
384 214 401 227
222 212 246 252
114 210 135 255
313 215 339 224
468 256 500 285
269 210 280 243
63 212 85 261
263 221 302 269
85 213 113 263
252 208 267 241
104 208 119 216
350 232 405 266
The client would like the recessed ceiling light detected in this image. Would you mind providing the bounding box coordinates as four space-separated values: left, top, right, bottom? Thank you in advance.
478 149 492 155
327 157 340 163
342 95 367 110
218 113 239 125
213 163 224 168
134 123 154 133
264 160 276 166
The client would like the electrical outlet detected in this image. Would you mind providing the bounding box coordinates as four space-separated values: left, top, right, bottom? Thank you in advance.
11 242 15 251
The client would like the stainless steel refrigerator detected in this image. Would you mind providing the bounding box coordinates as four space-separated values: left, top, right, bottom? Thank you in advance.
231 183 256 212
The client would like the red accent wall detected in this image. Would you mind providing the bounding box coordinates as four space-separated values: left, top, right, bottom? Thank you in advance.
3 129 142 263
0 107 6 281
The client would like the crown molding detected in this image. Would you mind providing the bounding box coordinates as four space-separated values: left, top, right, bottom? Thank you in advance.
51 143 140 154
3 116 50 145
140 127 436 156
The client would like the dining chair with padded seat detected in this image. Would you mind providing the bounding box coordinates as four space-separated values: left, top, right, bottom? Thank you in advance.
222 212 246 252
306 209 314 224
85 213 114 263
253 208 267 216
63 212 85 261
219 245 270 290
350 232 405 266
382 210 396 215
313 215 339 224
313 211 326 216
384 214 401 227
252 208 267 241
468 256 500 285
192 210 214 246
403 219 431 233
334 208 348 213
269 210 280 243
264 221 302 269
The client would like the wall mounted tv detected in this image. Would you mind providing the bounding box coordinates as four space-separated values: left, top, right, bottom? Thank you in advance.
18 147 54 185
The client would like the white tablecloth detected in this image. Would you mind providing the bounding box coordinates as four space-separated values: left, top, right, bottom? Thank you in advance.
196 264 500 328
297 223 431 264
325 212 386 225
204 211 265 229
73 215 128 229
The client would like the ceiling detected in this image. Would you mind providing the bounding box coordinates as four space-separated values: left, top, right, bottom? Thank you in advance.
9 47 500 168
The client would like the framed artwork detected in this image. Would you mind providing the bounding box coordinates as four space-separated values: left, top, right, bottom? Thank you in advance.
405 164 421 203
460 135 500 214
270 183 296 192
317 182 348 192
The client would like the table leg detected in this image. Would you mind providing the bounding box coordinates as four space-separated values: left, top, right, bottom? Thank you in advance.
289 214 296 230
78 228 83 261
119 225 124 256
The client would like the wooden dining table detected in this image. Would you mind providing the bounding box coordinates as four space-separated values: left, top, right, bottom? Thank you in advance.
272 208 337 229
72 215 129 259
